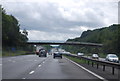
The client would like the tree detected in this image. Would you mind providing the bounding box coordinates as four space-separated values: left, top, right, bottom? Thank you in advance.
2 7 28 49
63 24 120 57
22 29 28 36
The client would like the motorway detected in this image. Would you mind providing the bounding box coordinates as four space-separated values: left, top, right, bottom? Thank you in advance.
2 54 105 80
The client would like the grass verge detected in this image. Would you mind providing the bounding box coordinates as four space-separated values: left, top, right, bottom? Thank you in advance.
64 55 98 65
64 55 87 64
2 50 34 57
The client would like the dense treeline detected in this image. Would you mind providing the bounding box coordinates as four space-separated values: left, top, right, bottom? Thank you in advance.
2 8 33 52
63 24 120 57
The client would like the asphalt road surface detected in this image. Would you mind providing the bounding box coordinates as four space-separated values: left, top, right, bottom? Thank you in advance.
2 54 106 80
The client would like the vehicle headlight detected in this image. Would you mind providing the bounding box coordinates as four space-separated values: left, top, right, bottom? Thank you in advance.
116 58 119 61
109 58 113 61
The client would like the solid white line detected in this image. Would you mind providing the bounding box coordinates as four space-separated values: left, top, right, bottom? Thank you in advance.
29 71 35 74
38 65 42 67
65 57 108 81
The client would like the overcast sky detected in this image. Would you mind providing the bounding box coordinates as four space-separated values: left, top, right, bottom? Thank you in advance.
1 0 119 42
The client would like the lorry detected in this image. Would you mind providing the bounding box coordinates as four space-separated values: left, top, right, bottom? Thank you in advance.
36 46 42 55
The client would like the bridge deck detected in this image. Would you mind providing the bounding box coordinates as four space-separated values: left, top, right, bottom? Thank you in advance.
27 42 103 47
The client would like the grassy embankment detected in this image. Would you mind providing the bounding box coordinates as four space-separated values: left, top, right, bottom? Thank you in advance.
2 50 34 57
64 55 88 64
64 54 100 65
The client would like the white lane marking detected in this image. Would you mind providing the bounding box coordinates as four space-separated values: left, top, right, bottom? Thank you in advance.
0 64 2 65
43 61 45 63
38 65 42 67
22 78 26 79
65 57 108 81
29 71 35 74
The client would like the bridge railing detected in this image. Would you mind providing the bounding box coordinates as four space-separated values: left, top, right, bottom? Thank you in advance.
27 41 103 47
65 54 120 75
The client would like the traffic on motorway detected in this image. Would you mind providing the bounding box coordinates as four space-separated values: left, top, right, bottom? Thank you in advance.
35 46 119 63
2 47 119 80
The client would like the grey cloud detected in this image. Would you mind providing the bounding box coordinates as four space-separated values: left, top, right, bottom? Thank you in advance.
1 1 118 40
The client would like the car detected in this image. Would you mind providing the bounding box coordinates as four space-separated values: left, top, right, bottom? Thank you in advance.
77 53 84 56
92 54 99 59
61 51 71 55
106 54 119 63
39 49 47 57
53 52 62 58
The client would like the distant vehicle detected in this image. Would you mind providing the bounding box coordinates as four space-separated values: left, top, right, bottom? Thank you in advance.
53 52 62 59
62 51 71 55
106 54 119 63
35 46 47 57
77 53 84 56
49 52 52 55
92 54 99 59
39 49 47 57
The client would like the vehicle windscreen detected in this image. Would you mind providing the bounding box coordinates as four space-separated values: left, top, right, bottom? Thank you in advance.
110 55 117 58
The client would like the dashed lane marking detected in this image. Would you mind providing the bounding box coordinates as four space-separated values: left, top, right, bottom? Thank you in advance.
29 71 35 75
38 65 42 67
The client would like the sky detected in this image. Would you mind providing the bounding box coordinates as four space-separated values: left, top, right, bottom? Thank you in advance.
1 0 119 42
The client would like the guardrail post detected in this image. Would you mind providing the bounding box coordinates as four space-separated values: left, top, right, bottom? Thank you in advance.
85 59 86 63
103 65 105 71
97 64 99 69
88 61 89 65
112 67 114 75
92 62 94 67
79 57 81 60
118 67 120 81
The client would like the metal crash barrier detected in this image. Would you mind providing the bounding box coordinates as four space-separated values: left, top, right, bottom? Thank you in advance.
65 54 120 75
